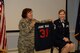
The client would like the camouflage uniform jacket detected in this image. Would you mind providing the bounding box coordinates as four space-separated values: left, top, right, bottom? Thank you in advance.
18 18 37 53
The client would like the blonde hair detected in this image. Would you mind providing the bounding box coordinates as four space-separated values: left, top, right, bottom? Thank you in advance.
58 9 66 14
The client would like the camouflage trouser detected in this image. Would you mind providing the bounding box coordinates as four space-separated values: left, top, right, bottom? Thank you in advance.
18 32 34 53
18 43 34 53
18 37 34 53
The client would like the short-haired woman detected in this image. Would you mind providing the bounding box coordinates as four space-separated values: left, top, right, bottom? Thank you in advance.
18 8 37 53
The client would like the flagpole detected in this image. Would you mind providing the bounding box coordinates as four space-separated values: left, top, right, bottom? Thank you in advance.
66 0 68 21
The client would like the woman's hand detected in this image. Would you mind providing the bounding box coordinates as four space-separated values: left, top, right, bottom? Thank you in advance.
63 37 69 42
30 20 36 27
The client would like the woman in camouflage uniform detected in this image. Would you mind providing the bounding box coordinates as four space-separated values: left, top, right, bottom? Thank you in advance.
18 8 37 53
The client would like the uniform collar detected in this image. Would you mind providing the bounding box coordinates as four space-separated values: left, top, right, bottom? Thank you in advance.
58 18 66 23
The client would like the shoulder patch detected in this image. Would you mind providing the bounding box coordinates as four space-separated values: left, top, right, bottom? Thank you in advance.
54 24 56 29
21 22 26 28
66 25 69 27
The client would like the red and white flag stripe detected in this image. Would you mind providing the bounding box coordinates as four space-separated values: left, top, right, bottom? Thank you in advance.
0 0 7 51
